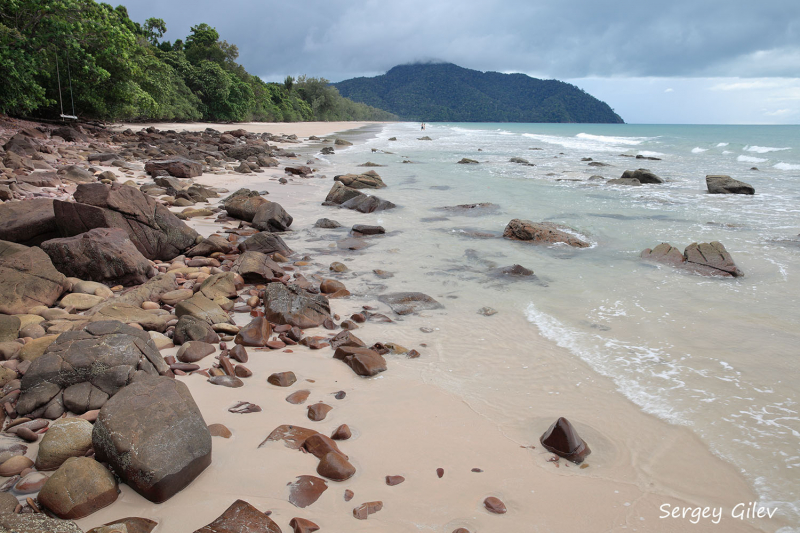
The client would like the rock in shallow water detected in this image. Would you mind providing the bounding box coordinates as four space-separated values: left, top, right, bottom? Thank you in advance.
503 219 589 248
378 292 443 315
706 174 754 195
539 417 591 464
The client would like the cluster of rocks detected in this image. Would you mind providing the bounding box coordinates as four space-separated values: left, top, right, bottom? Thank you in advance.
641 241 744 277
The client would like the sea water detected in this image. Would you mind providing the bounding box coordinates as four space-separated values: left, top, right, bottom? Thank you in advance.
316 122 800 528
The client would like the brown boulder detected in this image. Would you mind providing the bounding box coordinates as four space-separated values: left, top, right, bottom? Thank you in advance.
290 517 320 533
268 371 297 387
484 496 507 514
540 417 591 464
239 231 293 256
194 500 281 533
0 198 58 245
175 292 233 325
620 168 663 184
41 227 154 286
503 219 589 247
223 192 270 222
264 283 331 328
684 241 743 277
144 157 202 178
93 376 212 503
333 346 387 377
38 456 118 519
333 170 386 189
317 451 356 481
252 201 293 232
288 475 328 508
706 175 755 195
0 242 69 315
307 402 332 421
172 315 220 345
235 316 272 346
233 251 285 283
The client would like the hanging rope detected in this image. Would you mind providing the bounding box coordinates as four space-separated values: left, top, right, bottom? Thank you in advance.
55 52 65 118
55 45 78 121
65 49 76 118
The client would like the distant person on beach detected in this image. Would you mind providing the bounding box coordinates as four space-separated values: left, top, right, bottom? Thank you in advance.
421 123 425 130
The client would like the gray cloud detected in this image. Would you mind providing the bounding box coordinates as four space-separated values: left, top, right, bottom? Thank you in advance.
121 0 800 81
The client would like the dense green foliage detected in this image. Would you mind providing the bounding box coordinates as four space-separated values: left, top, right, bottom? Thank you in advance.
0 0 396 122
333 63 624 123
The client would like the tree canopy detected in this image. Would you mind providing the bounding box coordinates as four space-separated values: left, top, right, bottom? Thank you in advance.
0 0 396 122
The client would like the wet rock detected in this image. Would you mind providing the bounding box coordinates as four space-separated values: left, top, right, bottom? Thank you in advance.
435 202 500 216
540 417 591 464
331 424 351 440
324 182 395 213
18 321 169 417
41 228 154 286
288 475 328 508
503 219 589 248
307 402 332 421
235 316 272 346
457 158 479 164
314 218 341 228
373 269 393 278
268 371 297 387
0 198 59 246
319 279 346 294
483 496 507 514
35 417 93 471
175 292 233 325
264 282 331 328
233 251 285 283
353 501 383 520
194 499 281 533
333 170 386 189
286 390 311 404
252 201 293 232
495 264 534 276
378 292 443 315
706 175 755 195
0 242 69 314
177 341 216 363
352 224 385 235
386 475 405 486
641 241 743 277
607 177 641 186
239 231 293 256
640 242 687 268
38 456 118 519
290 517 320 533
619 168 663 184
54 183 199 261
173 315 220 345
93 376 212 503
208 423 232 438
329 330 366 350
333 346 387 377
208 375 244 388
317 451 356 481
261 424 320 450
478 307 498 316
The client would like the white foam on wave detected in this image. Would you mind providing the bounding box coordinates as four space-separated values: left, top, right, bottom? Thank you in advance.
744 145 791 153
637 150 665 157
722 150 733 154
773 162 800 170
524 303 688 425
522 133 646 153
575 132 652 146
691 147 708 153
716 142 729 147
738 155 768 163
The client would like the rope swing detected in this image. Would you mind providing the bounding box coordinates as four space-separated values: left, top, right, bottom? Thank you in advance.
55 49 78 120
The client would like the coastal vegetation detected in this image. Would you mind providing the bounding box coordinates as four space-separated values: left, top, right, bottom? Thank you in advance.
333 62 624 123
0 0 396 122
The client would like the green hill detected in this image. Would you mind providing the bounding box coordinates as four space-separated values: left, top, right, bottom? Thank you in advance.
332 63 624 123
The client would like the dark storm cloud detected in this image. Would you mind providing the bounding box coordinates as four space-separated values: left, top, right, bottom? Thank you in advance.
120 0 800 81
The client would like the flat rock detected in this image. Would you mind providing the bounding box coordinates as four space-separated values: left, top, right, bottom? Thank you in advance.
288 475 328 508
503 219 589 248
144 157 202 179
92 376 212 503
238 231 293 256
264 283 331 328
378 292 443 315
0 198 58 245
0 242 69 314
175 292 233 325
194 499 281 533
706 174 755 195
333 170 386 189
333 346 387 377
0 514 83 533
286 390 311 404
90 303 168 331
38 456 118 519
87 518 158 533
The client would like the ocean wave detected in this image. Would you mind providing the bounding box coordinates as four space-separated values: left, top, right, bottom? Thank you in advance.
738 155 768 163
744 145 791 153
691 147 708 153
575 132 652 145
522 133 641 153
716 142 729 147
722 150 733 154
773 162 800 170
638 150 665 157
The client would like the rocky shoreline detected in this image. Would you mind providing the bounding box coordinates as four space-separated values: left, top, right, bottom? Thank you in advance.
0 118 767 532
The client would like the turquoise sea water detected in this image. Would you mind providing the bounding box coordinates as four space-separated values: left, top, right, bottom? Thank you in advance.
325 122 800 530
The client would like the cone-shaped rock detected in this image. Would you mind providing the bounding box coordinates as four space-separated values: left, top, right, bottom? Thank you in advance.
539 417 591 464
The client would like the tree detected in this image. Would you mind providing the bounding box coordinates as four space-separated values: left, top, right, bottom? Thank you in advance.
142 17 166 45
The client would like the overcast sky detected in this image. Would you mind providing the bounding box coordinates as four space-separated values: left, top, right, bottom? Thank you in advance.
121 0 800 124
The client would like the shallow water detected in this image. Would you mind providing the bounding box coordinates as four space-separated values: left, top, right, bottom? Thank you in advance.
319 122 800 529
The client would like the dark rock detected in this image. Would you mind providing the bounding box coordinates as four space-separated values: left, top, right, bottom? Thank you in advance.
93 376 212 503
233 251 285 283
314 218 342 228
325 182 363 204
503 219 589 248
224 145 267 160
484 496 507 514
378 292 444 315
329 330 366 350
41 227 154 286
144 158 202 179
54 183 199 261
386 475 405 486
176 341 215 363
457 158 479 164
175 292 233 325
18 321 168 417
38 456 118 519
268 371 297 387
706 175 755 195
353 501 383 520
495 264 534 276
285 166 312 176
324 182 395 213
0 241 69 314
540 417 591 464
187 234 234 257
235 317 272 346
290 517 320 533
317 451 356 481
286 390 310 404
0 199 58 245
307 402 332 421
194 499 281 533
252 201 293 232
333 346 387 377
333 170 386 189
239 231 293 256
620 168 663 184
223 190 270 222
288 475 328 508
435 203 500 216
229 344 249 363
684 241 743 277
607 177 641 186
53 126 88 142
331 424 351 440
264 282 331 328
173 315 220 345
352 224 385 235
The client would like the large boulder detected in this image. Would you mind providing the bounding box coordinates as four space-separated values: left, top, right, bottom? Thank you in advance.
706 175 755 195
187 234 235 257
37 457 118 519
252 201 293 232
641 241 743 277
173 315 220 345
175 292 233 325
503 219 590 248
264 282 331 328
41 227 155 286
17 321 169 418
92 376 212 503
0 198 58 245
0 242 69 314
53 182 199 261
619 168 663 184
333 170 386 189
35 417 94 470
325 182 364 204
232 251 285 283
238 231 293 256
222 189 269 222
223 145 267 160
324 182 395 213
144 157 203 178
90 303 168 331
333 346 387 377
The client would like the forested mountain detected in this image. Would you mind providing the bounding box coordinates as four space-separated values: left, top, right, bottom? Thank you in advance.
0 0 396 122
333 63 623 123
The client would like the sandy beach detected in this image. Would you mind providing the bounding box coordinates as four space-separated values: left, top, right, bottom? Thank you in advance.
0 119 785 532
